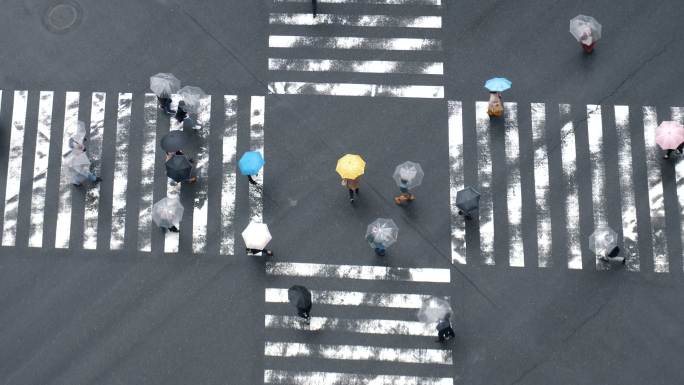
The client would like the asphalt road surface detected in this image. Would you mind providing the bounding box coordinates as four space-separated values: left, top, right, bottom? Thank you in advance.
0 0 683 384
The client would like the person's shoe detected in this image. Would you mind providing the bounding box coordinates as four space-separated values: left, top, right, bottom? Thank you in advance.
188 176 197 184
350 198 354 203
394 197 402 205
169 226 179 233
94 177 103 184
622 257 627 265
355 188 359 195
265 249 274 257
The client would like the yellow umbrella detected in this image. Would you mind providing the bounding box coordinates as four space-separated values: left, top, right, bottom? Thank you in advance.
336 154 366 179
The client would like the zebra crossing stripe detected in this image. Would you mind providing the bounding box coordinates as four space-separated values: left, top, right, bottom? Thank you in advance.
269 82 444 98
447 101 465 264
273 0 441 4
28 91 53 248
2 90 27 247
505 103 524 267
250 96 265 223
642 107 669 273
83 92 106 250
269 35 441 51
265 288 443 308
559 104 582 269
531 103 552 267
264 370 453 385
109 93 132 250
264 341 452 364
269 13 442 28
614 106 640 271
587 105 608 269
268 58 444 75
221 96 238 255
55 91 79 249
265 262 450 282
265 314 436 336
670 106 684 272
137 94 157 252
192 96 211 253
475 102 494 265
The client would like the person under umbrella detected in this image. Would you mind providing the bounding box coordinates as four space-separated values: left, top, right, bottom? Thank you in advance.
150 73 181 115
242 221 274 256
417 296 454 342
393 161 424 205
365 218 399 257
64 150 102 187
456 186 480 219
656 121 684 159
569 15 602 54
166 152 197 184
176 86 207 128
152 196 184 232
484 77 511 118
436 314 455 342
288 285 312 325
590 226 625 265
160 130 190 156
239 151 265 186
336 154 366 203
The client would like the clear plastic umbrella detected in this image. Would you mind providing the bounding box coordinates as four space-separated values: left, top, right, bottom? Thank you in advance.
150 73 181 97
63 151 91 185
569 15 602 44
242 222 272 250
178 86 207 113
392 161 424 189
365 218 399 248
152 197 184 228
417 296 452 323
589 226 617 256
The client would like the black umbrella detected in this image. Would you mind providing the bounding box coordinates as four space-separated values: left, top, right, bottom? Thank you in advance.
160 130 189 152
288 285 312 310
166 154 193 182
456 186 480 212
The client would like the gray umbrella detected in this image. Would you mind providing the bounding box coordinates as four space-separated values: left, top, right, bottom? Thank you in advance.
165 154 193 182
589 226 617 256
417 296 452 323
160 131 190 153
288 285 312 310
456 186 480 212
150 73 181 97
178 86 206 113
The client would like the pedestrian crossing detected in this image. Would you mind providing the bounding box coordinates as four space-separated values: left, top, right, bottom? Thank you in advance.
267 0 445 98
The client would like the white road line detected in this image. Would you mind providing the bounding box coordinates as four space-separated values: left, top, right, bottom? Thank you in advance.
447 101 466 264
274 0 441 4
164 95 182 253
28 91 53 248
109 93 132 250
614 106 639 271
559 104 582 269
265 288 442 308
192 96 212 254
269 35 441 51
55 91 79 249
670 106 684 272
264 370 453 385
264 342 452 364
270 82 443 98
221 96 238 255
269 13 442 28
268 58 443 75
137 94 157 252
475 102 494 265
642 107 668 273
531 103 552 267
83 92 106 250
2 90 27 247
505 103 524 267
250 96 265 223
265 315 436 336
587 105 608 269
265 262 450 282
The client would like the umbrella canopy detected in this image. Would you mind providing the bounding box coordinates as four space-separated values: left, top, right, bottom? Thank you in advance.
288 285 312 310
152 197 184 228
484 77 512 92
569 15 602 44
64 151 91 183
336 154 366 179
239 151 265 176
456 186 480 212
365 218 399 248
655 121 684 150
160 130 190 153
417 296 452 323
589 226 617 256
178 85 207 113
165 154 193 182
393 161 424 189
150 73 181 97
241 222 272 249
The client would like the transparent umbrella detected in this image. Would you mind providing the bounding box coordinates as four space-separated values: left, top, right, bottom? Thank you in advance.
365 218 399 248
64 151 91 185
178 85 207 113
417 296 452 323
589 226 617 256
242 222 272 250
152 197 184 228
569 15 602 44
150 73 181 97
392 161 424 189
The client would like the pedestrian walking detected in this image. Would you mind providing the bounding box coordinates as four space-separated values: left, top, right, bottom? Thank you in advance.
589 226 625 265
158 94 175 115
150 73 181 114
600 245 626 265
436 314 455 342
239 151 265 186
152 196 184 233
165 151 197 184
484 77 511 118
393 161 424 205
343 177 361 203
242 221 273 256
456 186 480 220
175 100 188 123
336 154 366 203
288 285 312 325
65 150 102 187
366 218 398 257
366 233 386 256
656 121 684 159
570 15 601 54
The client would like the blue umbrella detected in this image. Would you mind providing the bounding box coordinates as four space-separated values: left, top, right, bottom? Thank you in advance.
484 77 512 92
239 151 265 176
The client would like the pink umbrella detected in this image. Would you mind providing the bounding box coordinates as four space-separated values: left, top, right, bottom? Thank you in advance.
656 121 684 150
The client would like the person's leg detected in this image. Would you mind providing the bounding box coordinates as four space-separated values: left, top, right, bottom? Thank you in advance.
436 328 446 342
168 226 179 232
312 0 317 16
348 189 354 202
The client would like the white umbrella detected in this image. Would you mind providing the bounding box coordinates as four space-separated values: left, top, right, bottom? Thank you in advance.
242 222 272 249
392 161 424 189
152 197 184 228
589 226 617 256
63 150 91 185
178 85 207 113
150 73 181 97
569 15 602 44
417 296 452 323
365 218 399 248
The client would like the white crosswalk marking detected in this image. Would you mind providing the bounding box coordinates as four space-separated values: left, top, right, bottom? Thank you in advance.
266 287 442 308
250 96 265 223
2 90 26 247
270 13 442 28
269 36 441 51
587 105 608 269
475 102 494 265
447 101 466 264
192 96 211 253
505 103 524 267
29 91 53 248
670 107 684 272
559 104 582 269
137 94 157 252
614 106 640 271
55 91 79 249
264 370 453 385
269 82 444 98
274 0 441 4
268 58 444 75
110 93 132 250
83 92 106 250
266 262 450 282
531 103 552 267
221 96 238 255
